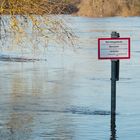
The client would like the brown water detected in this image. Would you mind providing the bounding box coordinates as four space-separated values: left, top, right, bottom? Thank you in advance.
0 16 140 140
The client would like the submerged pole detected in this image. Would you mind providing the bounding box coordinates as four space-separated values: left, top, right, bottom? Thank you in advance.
110 113 116 140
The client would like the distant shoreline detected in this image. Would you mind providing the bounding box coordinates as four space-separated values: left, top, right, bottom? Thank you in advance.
1 0 140 17
68 0 140 17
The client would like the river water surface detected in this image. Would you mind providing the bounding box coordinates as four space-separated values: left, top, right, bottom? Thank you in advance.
0 16 140 140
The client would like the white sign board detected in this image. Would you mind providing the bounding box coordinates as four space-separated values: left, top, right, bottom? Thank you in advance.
98 38 130 60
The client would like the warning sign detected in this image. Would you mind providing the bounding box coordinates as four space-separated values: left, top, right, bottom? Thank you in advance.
98 38 130 60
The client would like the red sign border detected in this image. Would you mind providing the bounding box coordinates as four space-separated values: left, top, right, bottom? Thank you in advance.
98 38 130 60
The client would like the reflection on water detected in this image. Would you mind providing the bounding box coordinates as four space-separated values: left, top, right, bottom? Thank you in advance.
0 16 140 139
110 114 116 140
5 113 33 140
0 66 35 140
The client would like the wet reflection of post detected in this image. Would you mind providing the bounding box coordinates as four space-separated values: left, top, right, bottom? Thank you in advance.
110 114 116 140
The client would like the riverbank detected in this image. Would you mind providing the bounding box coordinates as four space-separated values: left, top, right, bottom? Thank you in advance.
69 0 140 17
1 0 140 17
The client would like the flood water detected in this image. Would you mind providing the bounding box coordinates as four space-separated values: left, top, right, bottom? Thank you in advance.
0 16 140 140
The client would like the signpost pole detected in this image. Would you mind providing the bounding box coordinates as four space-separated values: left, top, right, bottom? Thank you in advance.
98 32 130 114
98 32 130 140
111 31 120 115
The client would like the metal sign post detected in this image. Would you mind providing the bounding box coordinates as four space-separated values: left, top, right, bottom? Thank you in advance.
98 32 130 140
98 32 130 115
110 32 120 140
111 31 120 115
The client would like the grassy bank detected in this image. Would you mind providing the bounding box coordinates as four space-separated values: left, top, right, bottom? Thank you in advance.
0 0 140 17
76 0 140 17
